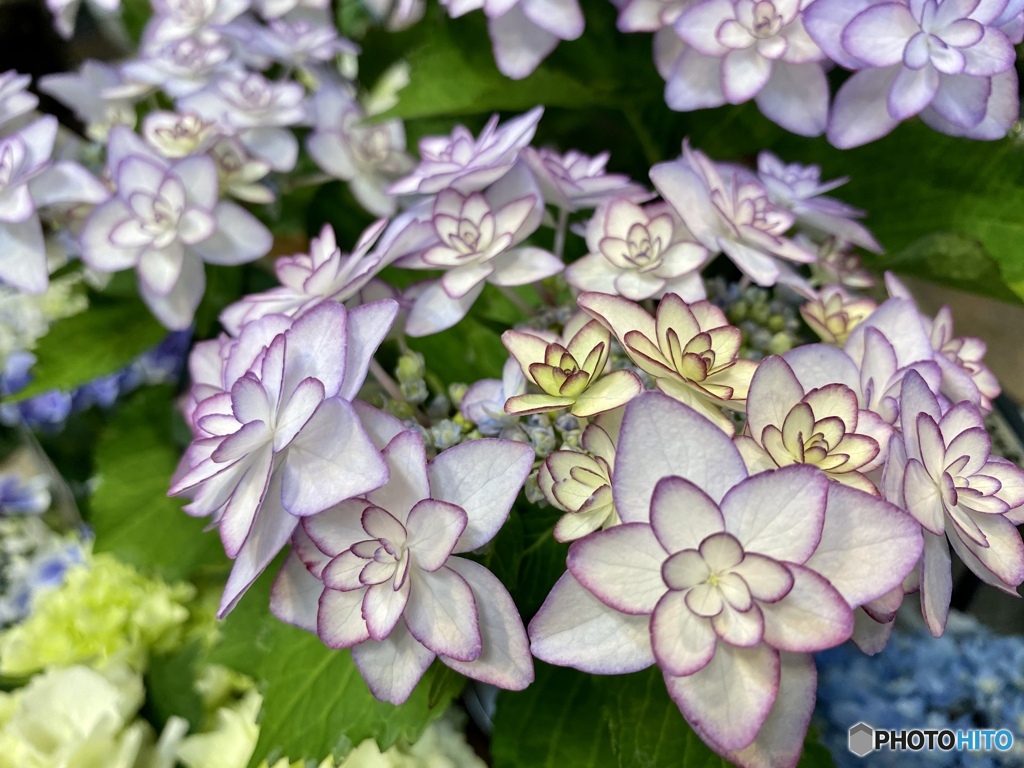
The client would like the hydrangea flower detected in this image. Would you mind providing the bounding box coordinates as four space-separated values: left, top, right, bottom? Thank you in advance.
208 136 276 204
529 393 922 768
616 0 697 31
140 111 220 159
663 0 829 136
0 475 50 516
798 285 877 345
388 108 542 196
651 143 817 287
80 128 271 329
885 273 999 411
440 0 584 79
887 370 1024 636
170 301 399 615
566 199 707 300
734 355 891 494
579 291 758 432
120 33 240 99
539 418 620 541
400 165 562 336
805 0 1019 146
501 315 642 417
0 117 107 295
220 218 432 333
180 72 306 172
271 422 535 704
756 152 882 252
307 86 412 216
245 18 356 68
520 148 651 212
146 0 251 45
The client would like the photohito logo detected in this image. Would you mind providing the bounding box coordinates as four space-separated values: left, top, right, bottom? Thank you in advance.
847 722 1014 758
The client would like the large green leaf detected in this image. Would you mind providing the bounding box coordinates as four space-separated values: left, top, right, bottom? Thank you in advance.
5 293 166 403
209 569 464 767
90 386 226 581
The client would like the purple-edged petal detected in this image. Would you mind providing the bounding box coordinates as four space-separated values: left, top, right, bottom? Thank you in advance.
721 466 828 563
567 522 666 615
318 586 371 649
755 61 829 137
528 572 655 674
804 482 924 607
363 576 411 640
404 565 481 661
282 398 389 516
745 356 804 440
827 67 902 148
664 643 780 752
761 564 853 652
920 530 952 637
351 621 435 705
406 499 467 571
651 590 716 676
368 430 430 523
842 4 918 67
429 438 535 553
281 302 347 401
270 551 323 632
442 557 533 690
649 475 725 553
615 392 748 523
301 499 369 557
340 299 400 401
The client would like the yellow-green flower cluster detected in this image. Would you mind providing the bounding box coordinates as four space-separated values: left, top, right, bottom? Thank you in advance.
0 553 195 676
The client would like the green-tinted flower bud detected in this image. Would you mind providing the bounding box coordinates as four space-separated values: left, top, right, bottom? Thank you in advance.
383 400 416 420
400 379 429 405
448 383 469 408
523 471 545 504
430 420 463 451
395 351 426 383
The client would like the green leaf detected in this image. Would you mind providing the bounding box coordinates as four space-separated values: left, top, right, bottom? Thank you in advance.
145 641 207 732
90 387 227 581
491 662 615 768
377 15 611 121
598 668 730 768
209 568 464 767
5 293 165 404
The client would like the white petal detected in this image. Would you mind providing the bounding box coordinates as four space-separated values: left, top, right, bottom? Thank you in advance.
281 302 348 402
404 565 481 660
406 499 467 571
566 523 667 614
429 438 535 552
720 465 828 563
442 557 533 690
270 551 323 632
651 590 716 675
614 392 747 523
745 356 804 442
351 621 435 705
368 430 431 523
317 586 370 648
528 573 655 674
919 530 951 636
761 564 854 652
340 300 400 400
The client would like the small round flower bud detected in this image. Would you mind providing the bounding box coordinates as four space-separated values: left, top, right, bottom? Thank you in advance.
524 470 546 505
430 419 464 451
400 379 429 405
395 351 426 383
527 425 557 458
448 382 469 407
384 400 416 420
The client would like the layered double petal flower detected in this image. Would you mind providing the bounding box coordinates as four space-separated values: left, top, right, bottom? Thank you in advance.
651 143 817 287
271 417 535 704
579 291 757 432
887 371 1024 636
170 301 399 615
529 393 922 768
81 128 271 329
566 199 707 301
502 316 642 417
735 356 891 494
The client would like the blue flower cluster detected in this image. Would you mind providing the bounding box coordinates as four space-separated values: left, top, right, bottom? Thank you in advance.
816 614 1024 767
0 332 191 431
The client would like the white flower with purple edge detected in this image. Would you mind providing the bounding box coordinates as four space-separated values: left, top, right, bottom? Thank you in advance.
887 370 1024 637
616 0 698 31
80 127 271 329
179 72 306 172
756 152 882 252
0 116 107 295
805 0 1019 147
650 142 817 288
119 33 240 99
797 285 877 345
388 108 542 196
566 198 708 301
460 357 527 436
664 0 830 136
307 86 413 217
529 392 923 768
400 164 563 337
270 415 535 704
170 300 399 616
733 355 892 495
145 0 251 45
520 147 651 212
38 62 138 142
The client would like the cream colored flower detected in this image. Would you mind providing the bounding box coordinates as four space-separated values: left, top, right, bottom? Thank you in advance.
799 285 876 345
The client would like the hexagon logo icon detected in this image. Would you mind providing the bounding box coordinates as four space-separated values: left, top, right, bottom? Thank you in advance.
848 722 875 757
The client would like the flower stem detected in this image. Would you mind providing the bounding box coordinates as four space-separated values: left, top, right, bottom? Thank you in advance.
553 207 569 261
369 357 403 401
497 285 533 317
